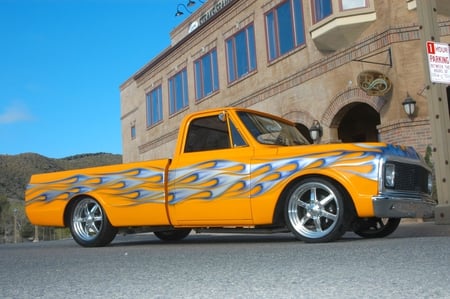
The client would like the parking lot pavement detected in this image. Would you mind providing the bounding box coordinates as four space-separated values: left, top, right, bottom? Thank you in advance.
390 219 450 238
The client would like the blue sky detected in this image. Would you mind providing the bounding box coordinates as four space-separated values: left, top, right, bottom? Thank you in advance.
0 0 198 158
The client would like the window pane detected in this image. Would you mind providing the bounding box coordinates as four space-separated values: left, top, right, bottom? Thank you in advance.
212 50 219 91
294 0 305 45
341 0 366 10
314 0 332 22
169 69 188 115
131 125 136 139
202 54 213 96
146 85 162 127
247 25 256 71
266 11 277 61
194 61 202 100
226 39 235 82
226 25 256 83
278 2 294 55
236 30 249 77
185 115 230 152
266 0 305 61
230 120 246 147
194 49 219 100
169 80 174 114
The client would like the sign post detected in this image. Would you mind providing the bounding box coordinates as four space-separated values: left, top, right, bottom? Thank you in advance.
417 0 450 224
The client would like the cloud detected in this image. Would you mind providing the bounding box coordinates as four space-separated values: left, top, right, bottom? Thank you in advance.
0 102 34 124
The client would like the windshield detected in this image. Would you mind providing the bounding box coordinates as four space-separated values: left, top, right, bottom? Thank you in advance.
238 111 310 146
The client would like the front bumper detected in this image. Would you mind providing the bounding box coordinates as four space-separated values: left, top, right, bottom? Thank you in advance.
372 194 435 218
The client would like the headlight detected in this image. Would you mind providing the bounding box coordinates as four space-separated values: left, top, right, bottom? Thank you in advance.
384 163 395 188
428 173 433 194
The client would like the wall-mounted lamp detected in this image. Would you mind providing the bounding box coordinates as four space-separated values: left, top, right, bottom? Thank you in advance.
402 93 416 117
309 120 323 143
175 3 192 16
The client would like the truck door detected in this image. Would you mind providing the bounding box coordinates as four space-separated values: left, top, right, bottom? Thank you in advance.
168 112 254 226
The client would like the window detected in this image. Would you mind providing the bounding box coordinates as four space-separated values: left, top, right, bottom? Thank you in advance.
238 111 309 146
185 115 231 152
313 0 332 23
266 0 305 61
341 0 366 10
194 49 219 100
130 124 136 140
146 85 163 127
226 24 257 83
230 121 247 147
169 68 189 115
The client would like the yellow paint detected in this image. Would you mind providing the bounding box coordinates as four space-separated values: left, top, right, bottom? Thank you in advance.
25 107 417 229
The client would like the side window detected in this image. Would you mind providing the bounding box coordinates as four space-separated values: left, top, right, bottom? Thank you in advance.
230 120 247 147
185 115 231 152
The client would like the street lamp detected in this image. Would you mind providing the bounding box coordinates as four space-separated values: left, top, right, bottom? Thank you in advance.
175 3 192 16
402 93 416 117
309 120 323 143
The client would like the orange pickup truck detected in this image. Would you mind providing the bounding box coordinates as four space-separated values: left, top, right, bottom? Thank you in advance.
25 107 435 247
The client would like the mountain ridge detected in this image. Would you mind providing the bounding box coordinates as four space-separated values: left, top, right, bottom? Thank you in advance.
0 152 122 200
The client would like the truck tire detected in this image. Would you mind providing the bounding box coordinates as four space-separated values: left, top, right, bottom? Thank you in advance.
69 197 118 247
284 178 346 243
353 217 401 238
154 229 191 241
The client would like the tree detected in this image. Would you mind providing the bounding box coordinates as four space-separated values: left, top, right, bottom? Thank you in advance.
0 194 11 243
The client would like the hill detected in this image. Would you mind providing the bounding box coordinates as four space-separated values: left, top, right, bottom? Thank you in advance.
0 152 122 200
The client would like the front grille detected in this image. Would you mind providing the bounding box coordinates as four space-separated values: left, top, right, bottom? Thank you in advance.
390 162 429 193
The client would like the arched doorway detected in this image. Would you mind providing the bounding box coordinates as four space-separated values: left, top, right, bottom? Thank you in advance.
338 103 380 142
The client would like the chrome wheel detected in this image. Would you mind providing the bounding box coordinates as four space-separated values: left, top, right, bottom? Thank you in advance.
285 178 345 242
69 197 117 247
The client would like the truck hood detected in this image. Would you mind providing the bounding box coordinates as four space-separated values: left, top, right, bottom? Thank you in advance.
276 142 423 162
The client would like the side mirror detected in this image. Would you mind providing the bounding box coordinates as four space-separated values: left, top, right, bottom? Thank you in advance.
218 111 227 122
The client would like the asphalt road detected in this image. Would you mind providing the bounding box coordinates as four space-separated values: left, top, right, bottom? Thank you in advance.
1 221 450 299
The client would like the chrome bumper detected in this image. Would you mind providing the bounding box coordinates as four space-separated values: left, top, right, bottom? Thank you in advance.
372 194 435 218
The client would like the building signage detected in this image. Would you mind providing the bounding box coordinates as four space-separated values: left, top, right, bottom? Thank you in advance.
188 0 233 34
426 41 450 84
357 70 392 96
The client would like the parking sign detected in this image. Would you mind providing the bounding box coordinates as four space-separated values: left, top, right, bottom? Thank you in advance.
426 41 450 84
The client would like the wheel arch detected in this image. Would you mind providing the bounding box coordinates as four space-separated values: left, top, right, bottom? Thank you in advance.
63 194 104 227
272 174 357 227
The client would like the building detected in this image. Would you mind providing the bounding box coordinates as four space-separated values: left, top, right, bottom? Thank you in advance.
120 0 450 163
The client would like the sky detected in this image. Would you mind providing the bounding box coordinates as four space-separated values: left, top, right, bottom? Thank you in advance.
0 0 198 158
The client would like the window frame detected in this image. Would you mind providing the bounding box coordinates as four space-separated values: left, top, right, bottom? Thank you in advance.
225 23 257 84
146 85 163 128
168 68 189 115
312 0 333 23
184 115 231 153
340 0 367 11
194 48 220 101
130 124 136 140
265 0 306 61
